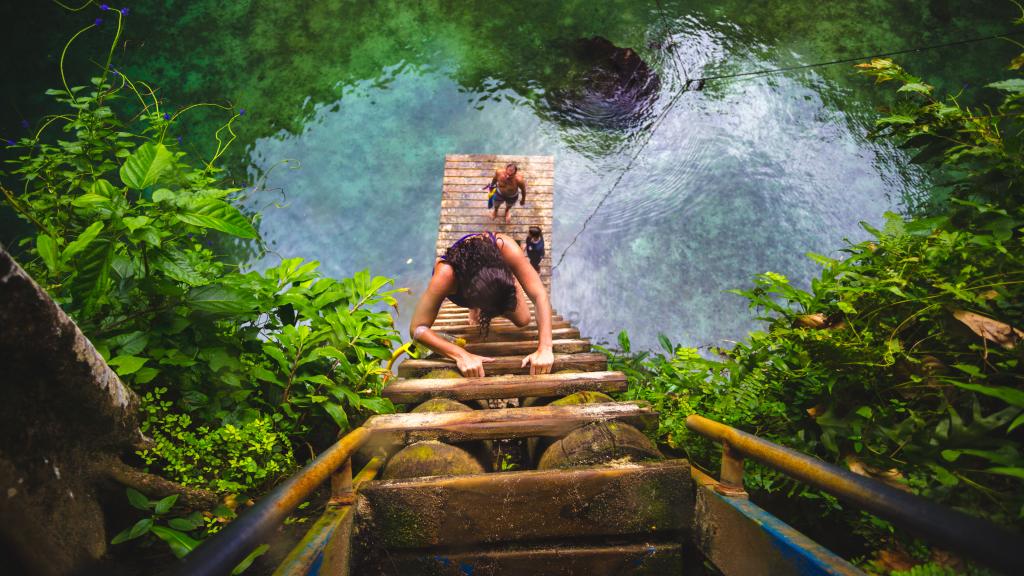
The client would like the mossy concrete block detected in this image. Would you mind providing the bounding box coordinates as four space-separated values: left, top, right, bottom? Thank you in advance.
354 459 692 551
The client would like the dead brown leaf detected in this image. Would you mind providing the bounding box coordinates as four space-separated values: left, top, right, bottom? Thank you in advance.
794 313 828 329
952 309 1023 350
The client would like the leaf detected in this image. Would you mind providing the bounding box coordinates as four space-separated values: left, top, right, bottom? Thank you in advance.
150 526 200 559
36 234 59 274
154 249 208 286
120 518 153 542
985 467 1024 480
71 193 113 210
123 215 151 233
167 518 199 532
152 188 176 203
188 284 259 315
62 221 104 262
120 142 174 189
897 82 933 95
153 494 179 515
323 402 349 429
987 79 1024 93
176 197 257 239
618 330 631 353
1009 412 1024 434
951 309 1023 350
231 544 270 575
658 333 673 355
109 355 148 376
134 367 160 384
947 380 1024 408
126 488 151 511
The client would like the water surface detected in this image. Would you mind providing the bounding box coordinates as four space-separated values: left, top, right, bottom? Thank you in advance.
3 0 1016 350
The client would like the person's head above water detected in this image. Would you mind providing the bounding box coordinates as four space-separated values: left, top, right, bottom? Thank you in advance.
443 235 517 333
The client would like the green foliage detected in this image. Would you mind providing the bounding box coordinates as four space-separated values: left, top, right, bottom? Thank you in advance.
1 19 404 561
605 39 1024 574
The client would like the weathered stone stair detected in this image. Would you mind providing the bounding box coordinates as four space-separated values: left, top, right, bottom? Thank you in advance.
352 301 691 575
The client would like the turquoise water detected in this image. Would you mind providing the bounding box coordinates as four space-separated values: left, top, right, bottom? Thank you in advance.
3 0 1017 350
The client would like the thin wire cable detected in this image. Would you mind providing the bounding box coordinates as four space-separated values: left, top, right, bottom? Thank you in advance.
697 28 1024 84
551 27 1024 271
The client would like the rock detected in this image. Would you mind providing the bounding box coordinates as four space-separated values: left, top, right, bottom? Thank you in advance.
538 422 663 470
382 441 485 480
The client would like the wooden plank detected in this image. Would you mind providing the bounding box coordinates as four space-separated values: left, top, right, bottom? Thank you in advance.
383 371 627 403
434 320 571 335
446 154 554 164
430 315 565 328
459 338 590 356
353 460 690 549
397 352 607 377
439 154 553 288
358 541 685 575
364 401 657 442
460 327 579 342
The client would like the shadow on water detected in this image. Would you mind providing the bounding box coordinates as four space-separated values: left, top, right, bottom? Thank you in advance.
2 0 1018 350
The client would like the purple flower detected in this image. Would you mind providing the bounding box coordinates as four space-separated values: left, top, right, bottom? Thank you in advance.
120 7 129 15
238 108 246 116
20 120 29 129
111 69 120 77
99 3 109 10
94 17 103 25
176 136 183 145
5 139 14 146
163 112 171 120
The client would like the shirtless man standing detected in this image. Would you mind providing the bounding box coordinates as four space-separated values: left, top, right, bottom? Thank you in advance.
486 162 527 224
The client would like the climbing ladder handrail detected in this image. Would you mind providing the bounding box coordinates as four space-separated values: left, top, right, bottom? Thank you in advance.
686 414 1024 575
173 427 371 576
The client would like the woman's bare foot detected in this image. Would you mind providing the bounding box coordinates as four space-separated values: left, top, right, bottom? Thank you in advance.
504 210 512 223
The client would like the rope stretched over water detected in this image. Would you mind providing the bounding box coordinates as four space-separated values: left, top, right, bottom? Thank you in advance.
551 27 1024 271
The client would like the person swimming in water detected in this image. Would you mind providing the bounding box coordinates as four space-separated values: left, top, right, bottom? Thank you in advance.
409 231 553 377
524 226 544 273
484 162 527 224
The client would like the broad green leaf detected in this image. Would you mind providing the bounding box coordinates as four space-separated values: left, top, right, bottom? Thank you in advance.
985 467 1024 480
152 188 176 203
323 402 349 428
36 234 59 274
126 488 151 511
188 284 258 314
658 333 673 355
154 494 179 515
109 355 147 376
154 249 208 286
987 79 1024 93
120 142 174 189
91 178 117 197
62 221 104 262
897 82 932 95
120 518 153 542
134 367 160 384
167 518 199 532
107 331 148 355
231 544 270 575
948 380 1024 408
71 194 113 210
123 215 150 233
176 197 257 239
150 525 200 559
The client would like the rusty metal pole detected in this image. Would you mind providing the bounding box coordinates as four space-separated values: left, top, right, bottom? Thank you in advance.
330 458 354 506
716 442 747 497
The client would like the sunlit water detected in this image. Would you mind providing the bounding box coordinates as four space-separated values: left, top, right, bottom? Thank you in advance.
4 0 1016 350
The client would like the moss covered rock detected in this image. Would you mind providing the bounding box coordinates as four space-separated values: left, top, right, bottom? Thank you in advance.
382 441 485 479
538 422 663 470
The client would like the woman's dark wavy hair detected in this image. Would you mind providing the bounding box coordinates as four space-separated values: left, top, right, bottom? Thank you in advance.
444 235 517 335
